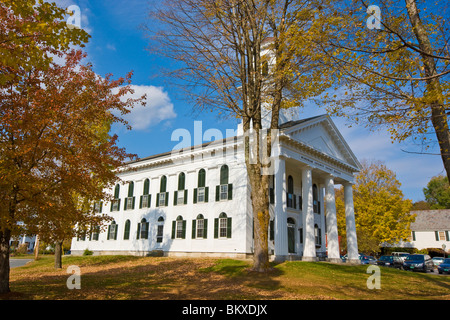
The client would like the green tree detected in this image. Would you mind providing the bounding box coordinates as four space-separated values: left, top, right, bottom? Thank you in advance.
336 160 414 254
423 175 450 209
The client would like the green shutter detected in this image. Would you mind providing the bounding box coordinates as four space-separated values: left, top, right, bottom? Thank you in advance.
107 225 111 240
132 197 135 209
269 220 274 241
137 223 141 239
192 220 196 239
165 192 169 206
227 218 232 238
205 187 209 202
178 172 185 190
114 184 120 199
139 195 143 209
435 231 439 241
193 188 197 204
114 224 118 240
446 231 449 241
214 218 218 239
124 197 128 210
204 219 208 238
174 191 178 206
184 189 188 204
216 185 220 201
182 220 186 239
171 221 176 239
156 193 160 207
198 169 206 188
228 184 233 200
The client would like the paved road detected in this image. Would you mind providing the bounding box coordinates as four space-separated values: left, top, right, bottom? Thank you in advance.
9 259 32 268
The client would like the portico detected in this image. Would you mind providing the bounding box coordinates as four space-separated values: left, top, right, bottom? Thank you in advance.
271 115 361 263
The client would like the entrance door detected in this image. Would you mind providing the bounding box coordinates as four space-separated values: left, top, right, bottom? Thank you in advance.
287 218 296 253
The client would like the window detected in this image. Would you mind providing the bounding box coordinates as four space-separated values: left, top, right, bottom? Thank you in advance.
194 169 209 203
137 218 149 239
192 214 207 239
216 165 232 201
287 175 296 209
174 173 188 206
172 216 186 239
91 225 100 241
110 184 121 212
314 224 322 246
157 217 164 243
214 212 232 239
107 221 118 240
140 178 151 209
93 201 103 213
157 176 169 207
124 220 131 240
313 184 319 213
124 181 135 210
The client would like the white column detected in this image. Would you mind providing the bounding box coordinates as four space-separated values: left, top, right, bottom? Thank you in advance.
325 175 340 263
344 183 359 264
274 157 287 261
302 166 316 261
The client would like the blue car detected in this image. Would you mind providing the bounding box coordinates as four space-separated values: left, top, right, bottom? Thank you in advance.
437 258 450 274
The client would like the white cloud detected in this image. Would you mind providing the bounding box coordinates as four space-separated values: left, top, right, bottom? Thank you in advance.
117 85 177 131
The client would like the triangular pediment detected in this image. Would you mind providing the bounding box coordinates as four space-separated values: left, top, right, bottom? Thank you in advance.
281 115 361 170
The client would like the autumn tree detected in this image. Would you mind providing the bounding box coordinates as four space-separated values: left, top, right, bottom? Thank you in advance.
309 0 450 181
0 1 141 293
336 160 414 254
146 0 331 271
423 175 450 209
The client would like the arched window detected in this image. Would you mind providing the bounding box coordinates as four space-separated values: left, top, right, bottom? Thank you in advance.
175 172 187 206
124 220 131 240
178 172 186 190
192 214 207 239
220 165 229 185
198 169 206 188
140 178 151 209
138 218 149 239
157 176 168 207
157 216 164 243
125 181 135 210
194 169 209 203
215 212 232 239
107 221 118 240
172 215 186 239
111 184 121 212
216 165 232 201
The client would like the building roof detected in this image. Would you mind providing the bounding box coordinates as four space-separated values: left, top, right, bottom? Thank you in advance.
410 210 450 231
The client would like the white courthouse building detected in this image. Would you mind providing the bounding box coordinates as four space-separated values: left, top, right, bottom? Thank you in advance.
71 114 362 263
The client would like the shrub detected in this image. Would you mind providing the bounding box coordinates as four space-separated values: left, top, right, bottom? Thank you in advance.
83 248 93 256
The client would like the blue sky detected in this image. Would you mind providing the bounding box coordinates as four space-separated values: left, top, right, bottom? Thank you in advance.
56 0 445 202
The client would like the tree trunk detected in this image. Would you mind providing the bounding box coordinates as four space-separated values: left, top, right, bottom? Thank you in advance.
0 229 11 294
54 240 63 269
405 0 450 182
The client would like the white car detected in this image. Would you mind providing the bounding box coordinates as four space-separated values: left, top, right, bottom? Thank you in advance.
432 257 445 266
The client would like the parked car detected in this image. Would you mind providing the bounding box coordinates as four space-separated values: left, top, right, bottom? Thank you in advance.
376 255 395 267
403 254 434 272
360 255 377 265
437 258 450 274
432 257 445 267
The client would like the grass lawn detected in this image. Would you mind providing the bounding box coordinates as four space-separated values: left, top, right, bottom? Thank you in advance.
2 255 449 300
